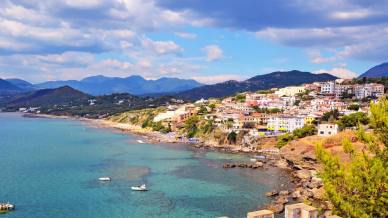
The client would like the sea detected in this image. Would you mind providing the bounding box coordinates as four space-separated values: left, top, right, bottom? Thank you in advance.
0 113 291 218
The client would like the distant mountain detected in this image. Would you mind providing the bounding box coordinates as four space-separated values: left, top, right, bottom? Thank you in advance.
359 62 388 78
0 78 22 95
176 70 337 100
6 78 36 91
7 86 91 107
35 75 203 96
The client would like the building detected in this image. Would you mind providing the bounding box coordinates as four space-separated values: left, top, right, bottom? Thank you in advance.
318 124 338 136
247 210 274 218
267 115 305 133
275 86 305 97
320 81 335 94
285 203 318 218
354 83 385 99
334 84 353 98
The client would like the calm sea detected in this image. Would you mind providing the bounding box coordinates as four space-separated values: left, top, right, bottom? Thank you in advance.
0 113 290 218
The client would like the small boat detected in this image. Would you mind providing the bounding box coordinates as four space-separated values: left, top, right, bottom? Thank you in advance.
137 140 145 144
98 177 111 182
0 203 15 211
131 184 148 191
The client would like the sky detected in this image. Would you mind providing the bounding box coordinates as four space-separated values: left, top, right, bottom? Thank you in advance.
0 0 387 84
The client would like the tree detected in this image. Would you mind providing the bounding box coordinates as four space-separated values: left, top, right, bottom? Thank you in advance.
316 98 388 218
235 93 246 102
321 109 340 122
337 112 369 130
184 116 200 138
347 104 360 111
227 131 237 144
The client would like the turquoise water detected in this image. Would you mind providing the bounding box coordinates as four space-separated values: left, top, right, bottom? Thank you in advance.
0 113 290 218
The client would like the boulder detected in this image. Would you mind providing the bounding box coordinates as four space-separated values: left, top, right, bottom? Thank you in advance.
295 169 312 180
291 190 301 199
279 190 289 196
275 159 289 169
275 196 289 205
265 190 279 197
265 203 284 214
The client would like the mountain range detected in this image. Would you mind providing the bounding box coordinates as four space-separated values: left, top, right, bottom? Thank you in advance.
359 62 388 78
175 70 337 100
34 75 203 96
0 79 22 95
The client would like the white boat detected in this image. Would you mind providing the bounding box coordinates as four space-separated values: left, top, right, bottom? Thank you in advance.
0 203 15 211
137 140 145 144
131 184 148 191
98 177 111 181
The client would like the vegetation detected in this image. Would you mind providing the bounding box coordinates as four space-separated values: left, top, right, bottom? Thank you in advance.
337 112 369 130
234 93 246 102
321 109 340 122
347 104 360 111
227 131 237 144
316 98 388 218
276 124 317 148
252 106 282 114
183 116 200 138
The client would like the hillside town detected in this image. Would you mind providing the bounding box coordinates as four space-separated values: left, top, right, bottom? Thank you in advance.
126 79 385 150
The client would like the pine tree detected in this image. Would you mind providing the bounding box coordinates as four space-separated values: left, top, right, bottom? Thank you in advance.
316 98 388 218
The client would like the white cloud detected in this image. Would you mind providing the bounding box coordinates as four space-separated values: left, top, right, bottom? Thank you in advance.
308 50 337 64
192 74 244 84
202 44 223 62
256 24 388 62
174 32 197 39
314 68 358 79
139 37 182 55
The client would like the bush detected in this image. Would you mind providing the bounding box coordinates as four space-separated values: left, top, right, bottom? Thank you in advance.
276 125 317 148
337 112 369 130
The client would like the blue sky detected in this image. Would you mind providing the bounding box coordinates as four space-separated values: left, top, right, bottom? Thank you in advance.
0 0 387 83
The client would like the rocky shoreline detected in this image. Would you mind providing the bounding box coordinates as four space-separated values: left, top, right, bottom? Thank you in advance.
23 113 328 215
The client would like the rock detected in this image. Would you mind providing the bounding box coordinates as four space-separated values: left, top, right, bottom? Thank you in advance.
275 196 289 205
253 162 264 168
279 190 289 196
265 190 279 197
311 187 325 200
265 203 284 214
295 169 312 180
311 176 323 188
291 190 301 199
275 159 289 169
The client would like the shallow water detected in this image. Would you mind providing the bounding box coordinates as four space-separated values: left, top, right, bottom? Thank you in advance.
0 113 291 218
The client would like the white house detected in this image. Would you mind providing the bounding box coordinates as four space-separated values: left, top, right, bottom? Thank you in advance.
318 124 338 136
267 115 305 133
285 203 318 218
320 81 335 94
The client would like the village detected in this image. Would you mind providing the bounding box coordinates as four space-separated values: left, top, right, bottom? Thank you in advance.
143 79 384 150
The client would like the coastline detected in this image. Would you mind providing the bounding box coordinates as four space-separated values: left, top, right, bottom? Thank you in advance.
20 112 328 214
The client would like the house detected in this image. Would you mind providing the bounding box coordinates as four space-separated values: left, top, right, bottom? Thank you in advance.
285 203 318 218
247 209 274 218
354 83 385 99
318 124 338 136
275 86 305 97
320 81 335 94
267 115 305 133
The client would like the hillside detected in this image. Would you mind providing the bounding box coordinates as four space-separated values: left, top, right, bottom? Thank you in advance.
359 62 388 78
35 75 203 96
176 70 337 100
0 79 22 95
6 78 36 91
7 86 90 107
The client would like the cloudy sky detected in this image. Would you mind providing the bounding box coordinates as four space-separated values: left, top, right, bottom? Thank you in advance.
0 0 387 83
